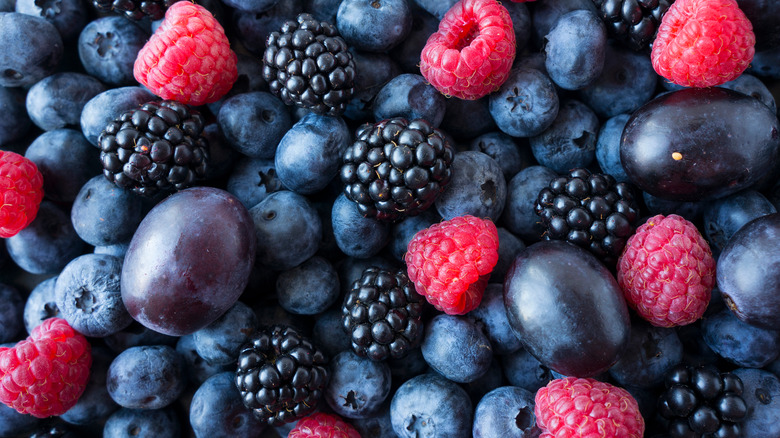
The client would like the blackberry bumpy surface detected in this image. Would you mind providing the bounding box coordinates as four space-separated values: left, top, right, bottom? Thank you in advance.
658 364 748 437
235 325 329 426
592 0 674 50
341 266 425 361
340 117 455 222
92 0 175 21
99 100 209 196
262 13 357 116
534 168 639 264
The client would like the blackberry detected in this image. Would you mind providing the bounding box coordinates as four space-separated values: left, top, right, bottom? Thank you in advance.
235 325 329 426
340 117 455 222
658 364 748 437
92 0 175 21
341 266 425 361
592 0 674 51
98 100 209 197
262 13 357 116
534 168 639 264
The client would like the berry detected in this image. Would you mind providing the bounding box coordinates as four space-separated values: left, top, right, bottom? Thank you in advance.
0 318 91 418
106 345 186 409
534 377 645 438
419 0 516 100
92 0 175 21
0 151 44 238
650 0 755 88
289 412 361 438
133 1 238 106
618 214 715 327
404 215 499 315
324 350 391 419
593 0 674 51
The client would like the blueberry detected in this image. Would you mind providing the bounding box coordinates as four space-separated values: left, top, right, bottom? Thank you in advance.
71 176 145 247
80 86 156 146
469 132 528 181
543 10 606 90
77 17 148 86
313 308 352 358
226 158 285 209
218 91 292 159
608 319 684 389
201 122 240 180
222 0 280 13
344 50 402 121
387 346 427 384
388 8 437 74
107 345 186 409
703 190 777 256
489 68 560 138
472 386 540 438
500 165 558 242
332 193 390 258
501 348 553 394
337 0 412 53
702 308 780 368
23 276 60 334
175 334 231 387
468 283 523 355
189 371 268 438
192 301 258 366
103 407 181 438
595 113 631 183
351 401 396 438
207 52 268 116
749 47 780 80
529 99 599 174
14 0 87 40
530 0 597 48
325 350 392 419
719 73 777 114
441 97 498 141
732 368 780 437
421 314 493 383
305 0 342 22
388 209 439 263
276 255 339 315
642 190 704 220
372 73 446 128
0 403 41 437
490 228 526 284
390 373 473 438
410 0 457 19
231 0 306 56
0 283 23 343
103 321 179 354
0 86 31 146
435 150 507 221
60 345 119 426
460 357 505 405
25 73 106 132
0 12 63 88
93 242 130 260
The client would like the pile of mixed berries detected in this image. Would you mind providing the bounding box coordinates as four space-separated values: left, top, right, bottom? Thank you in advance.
1 0 779 437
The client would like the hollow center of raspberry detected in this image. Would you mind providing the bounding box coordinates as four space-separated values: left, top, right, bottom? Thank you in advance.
74 288 96 314
452 23 479 51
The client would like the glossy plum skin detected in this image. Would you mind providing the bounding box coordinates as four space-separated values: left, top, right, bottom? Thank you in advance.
121 187 256 336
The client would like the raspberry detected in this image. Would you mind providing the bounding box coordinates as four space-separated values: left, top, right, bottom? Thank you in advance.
650 0 755 88
0 318 91 418
419 0 516 100
534 377 645 438
289 412 361 438
133 1 238 106
0 150 44 238
404 215 499 315
617 214 715 327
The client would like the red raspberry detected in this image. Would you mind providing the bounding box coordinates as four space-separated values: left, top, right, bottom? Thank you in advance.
419 0 515 100
404 215 499 315
617 214 715 327
650 0 755 88
133 1 238 106
0 318 91 418
289 412 361 438
0 150 44 238
534 377 645 438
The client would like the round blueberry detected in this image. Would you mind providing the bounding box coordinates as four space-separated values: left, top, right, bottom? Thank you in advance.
337 0 412 52
313 308 352 359
608 319 684 389
529 99 599 174
732 368 780 437
389 7 438 73
15 0 87 41
218 91 292 159
344 50 402 121
103 407 181 438
372 73 446 128
388 209 439 263
530 0 598 48
390 373 473 438
489 68 560 138
501 348 554 394
500 165 558 242
435 151 507 221
23 276 60 334
103 321 179 354
80 86 156 146
78 16 148 86
421 314 493 384
226 158 285 209
0 283 23 343
189 371 267 438
0 86 31 146
719 73 777 114
0 403 41 437
703 190 777 256
468 283 523 355
231 0 306 56
325 350 392 419
332 193 390 258
0 12 63 88
175 334 231 387
276 255 339 315
472 386 540 438
107 345 186 410
702 308 780 368
595 113 631 183
544 9 606 90
60 345 119 426
441 97 497 141
192 301 258 366
71 176 145 247
469 132 528 181
25 73 106 132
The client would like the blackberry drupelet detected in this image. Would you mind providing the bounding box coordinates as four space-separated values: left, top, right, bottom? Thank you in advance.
262 13 357 116
658 364 748 437
235 325 329 426
340 117 455 222
341 266 425 361
92 0 175 21
99 100 209 196
534 168 639 264
592 0 674 51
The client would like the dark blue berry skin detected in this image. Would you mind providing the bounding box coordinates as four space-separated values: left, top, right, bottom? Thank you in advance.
0 86 31 146
344 50 402 122
410 0 457 19
421 314 493 383
175 334 231 387
337 255 397 297
325 350 392 419
677 323 721 367
71 176 145 247
732 368 780 437
501 348 553 394
595 113 631 183
107 345 186 409
0 283 23 343
703 190 777 256
15 0 87 41
388 346 427 383
192 301 258 366
80 86 156 146
231 0 305 56
468 284 522 356
388 210 439 263
702 308 780 368
275 113 351 194
94 243 130 260
103 321 179 354
749 47 780 79
25 73 105 132
460 357 504 405
0 13 63 88
313 308 352 359
55 253 133 338
442 97 497 141
435 151 507 221
372 73 446 128
218 91 292 159
719 73 777 114
351 401 396 438
222 0 280 13
0 0 12 11
608 319 684 389
531 0 597 48
390 373 473 438
489 68 560 138
500 165 557 243
61 345 119 426
276 255 339 315
189 371 268 438
226 158 285 209
23 276 59 334
306 0 342 22
469 132 527 181
337 0 412 53
472 386 541 438
529 99 599 174
389 8 438 74
642 191 704 220
6 201 87 275
332 193 390 258
207 53 268 116
103 407 181 438
491 228 526 284
78 17 148 86
249 190 322 270
0 403 41 437
544 10 606 90
505 2 531 52
201 122 239 181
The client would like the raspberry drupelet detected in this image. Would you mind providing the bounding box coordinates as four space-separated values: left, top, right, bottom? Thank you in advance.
0 150 44 238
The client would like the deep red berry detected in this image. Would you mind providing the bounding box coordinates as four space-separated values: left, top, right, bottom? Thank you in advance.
535 377 645 438
419 0 515 100
0 318 91 418
405 215 499 315
618 214 715 327
0 150 44 238
289 412 361 438
651 0 755 88
134 1 238 106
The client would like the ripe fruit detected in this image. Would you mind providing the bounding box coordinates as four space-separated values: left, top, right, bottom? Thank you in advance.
0 151 44 238
289 412 361 438
593 0 674 51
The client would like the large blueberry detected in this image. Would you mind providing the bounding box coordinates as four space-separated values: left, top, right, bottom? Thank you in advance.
390 373 472 438
472 386 541 438
530 0 597 47
60 345 119 426
489 68 559 138
107 345 186 409
595 113 631 183
231 0 305 56
276 255 339 315
226 158 285 209
702 308 780 368
192 301 258 366
0 283 23 343
325 350 392 419
703 190 777 256
435 151 507 221
372 74 446 128
0 12 63 87
332 193 390 258
529 99 599 174
337 0 412 52
218 91 292 159
103 407 181 438
0 403 41 437
189 371 267 438
608 319 684 389
25 73 105 132
501 348 553 394
500 165 558 243
421 314 493 383
78 16 148 86
543 10 606 90
468 283 523 356
71 176 145 247
23 276 60 334
80 86 156 146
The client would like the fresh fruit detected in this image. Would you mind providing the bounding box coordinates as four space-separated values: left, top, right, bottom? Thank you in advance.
0 150 44 238
593 0 674 50
189 371 268 438
544 10 607 90
289 411 361 438
324 350 391 419
92 0 175 21
421 314 493 383
472 386 540 438
390 373 473 438
106 344 185 409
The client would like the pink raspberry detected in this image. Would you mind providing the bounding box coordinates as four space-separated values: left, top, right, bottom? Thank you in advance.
534 377 645 438
419 0 516 100
0 150 44 238
289 412 361 438
404 215 499 315
617 214 715 327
